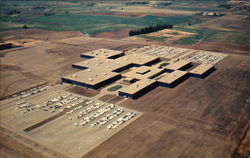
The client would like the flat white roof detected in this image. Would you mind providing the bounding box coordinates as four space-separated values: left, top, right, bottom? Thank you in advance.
119 79 156 95
116 53 159 65
73 53 159 72
135 66 151 74
158 70 188 84
123 66 164 80
81 49 123 58
73 57 130 72
189 64 214 75
165 60 191 70
62 69 120 85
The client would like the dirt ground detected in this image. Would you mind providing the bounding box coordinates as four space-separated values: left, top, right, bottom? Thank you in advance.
197 14 249 32
77 11 145 18
111 6 198 15
0 128 49 158
0 29 84 42
147 29 195 41
123 36 250 55
66 86 100 97
233 129 250 157
190 41 250 55
76 11 189 17
84 54 250 158
98 94 125 104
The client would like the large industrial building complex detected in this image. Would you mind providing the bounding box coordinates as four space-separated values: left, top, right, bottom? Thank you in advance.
62 48 215 99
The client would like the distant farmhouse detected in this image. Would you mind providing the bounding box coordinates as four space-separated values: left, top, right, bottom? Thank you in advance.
200 11 226 17
150 1 172 7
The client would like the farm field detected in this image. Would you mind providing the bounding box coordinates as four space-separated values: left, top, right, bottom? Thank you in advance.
0 0 249 55
0 13 194 35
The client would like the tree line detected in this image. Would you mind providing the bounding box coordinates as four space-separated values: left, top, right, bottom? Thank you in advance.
129 24 173 36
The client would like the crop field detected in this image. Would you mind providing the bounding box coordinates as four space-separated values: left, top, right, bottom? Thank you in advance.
0 13 194 35
0 0 194 34
139 29 196 42
1 0 249 53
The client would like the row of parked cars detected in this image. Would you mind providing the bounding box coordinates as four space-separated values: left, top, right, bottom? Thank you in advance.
127 45 184 58
16 93 70 114
66 101 103 117
69 100 137 130
128 45 226 65
15 87 138 130
45 95 83 113
90 107 125 128
107 112 137 129
73 104 116 127
11 85 47 100
16 93 84 114
185 52 225 65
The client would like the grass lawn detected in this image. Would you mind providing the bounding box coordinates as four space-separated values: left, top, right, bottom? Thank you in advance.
108 85 123 92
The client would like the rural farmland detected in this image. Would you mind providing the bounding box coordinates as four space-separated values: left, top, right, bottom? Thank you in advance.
0 0 249 158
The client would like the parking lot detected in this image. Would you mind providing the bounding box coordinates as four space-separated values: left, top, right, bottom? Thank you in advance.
183 51 227 65
126 45 227 65
0 84 141 158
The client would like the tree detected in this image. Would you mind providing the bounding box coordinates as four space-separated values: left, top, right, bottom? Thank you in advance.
128 24 173 36
22 25 29 29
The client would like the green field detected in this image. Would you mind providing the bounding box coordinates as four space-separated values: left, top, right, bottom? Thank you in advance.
0 12 194 34
138 35 167 41
0 0 194 34
173 28 219 45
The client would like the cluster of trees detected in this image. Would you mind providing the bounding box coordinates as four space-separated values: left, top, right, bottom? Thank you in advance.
22 25 29 29
129 24 173 36
125 2 149 5
218 4 250 11
33 6 46 10
44 13 55 16
5 10 21 15
218 4 233 9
